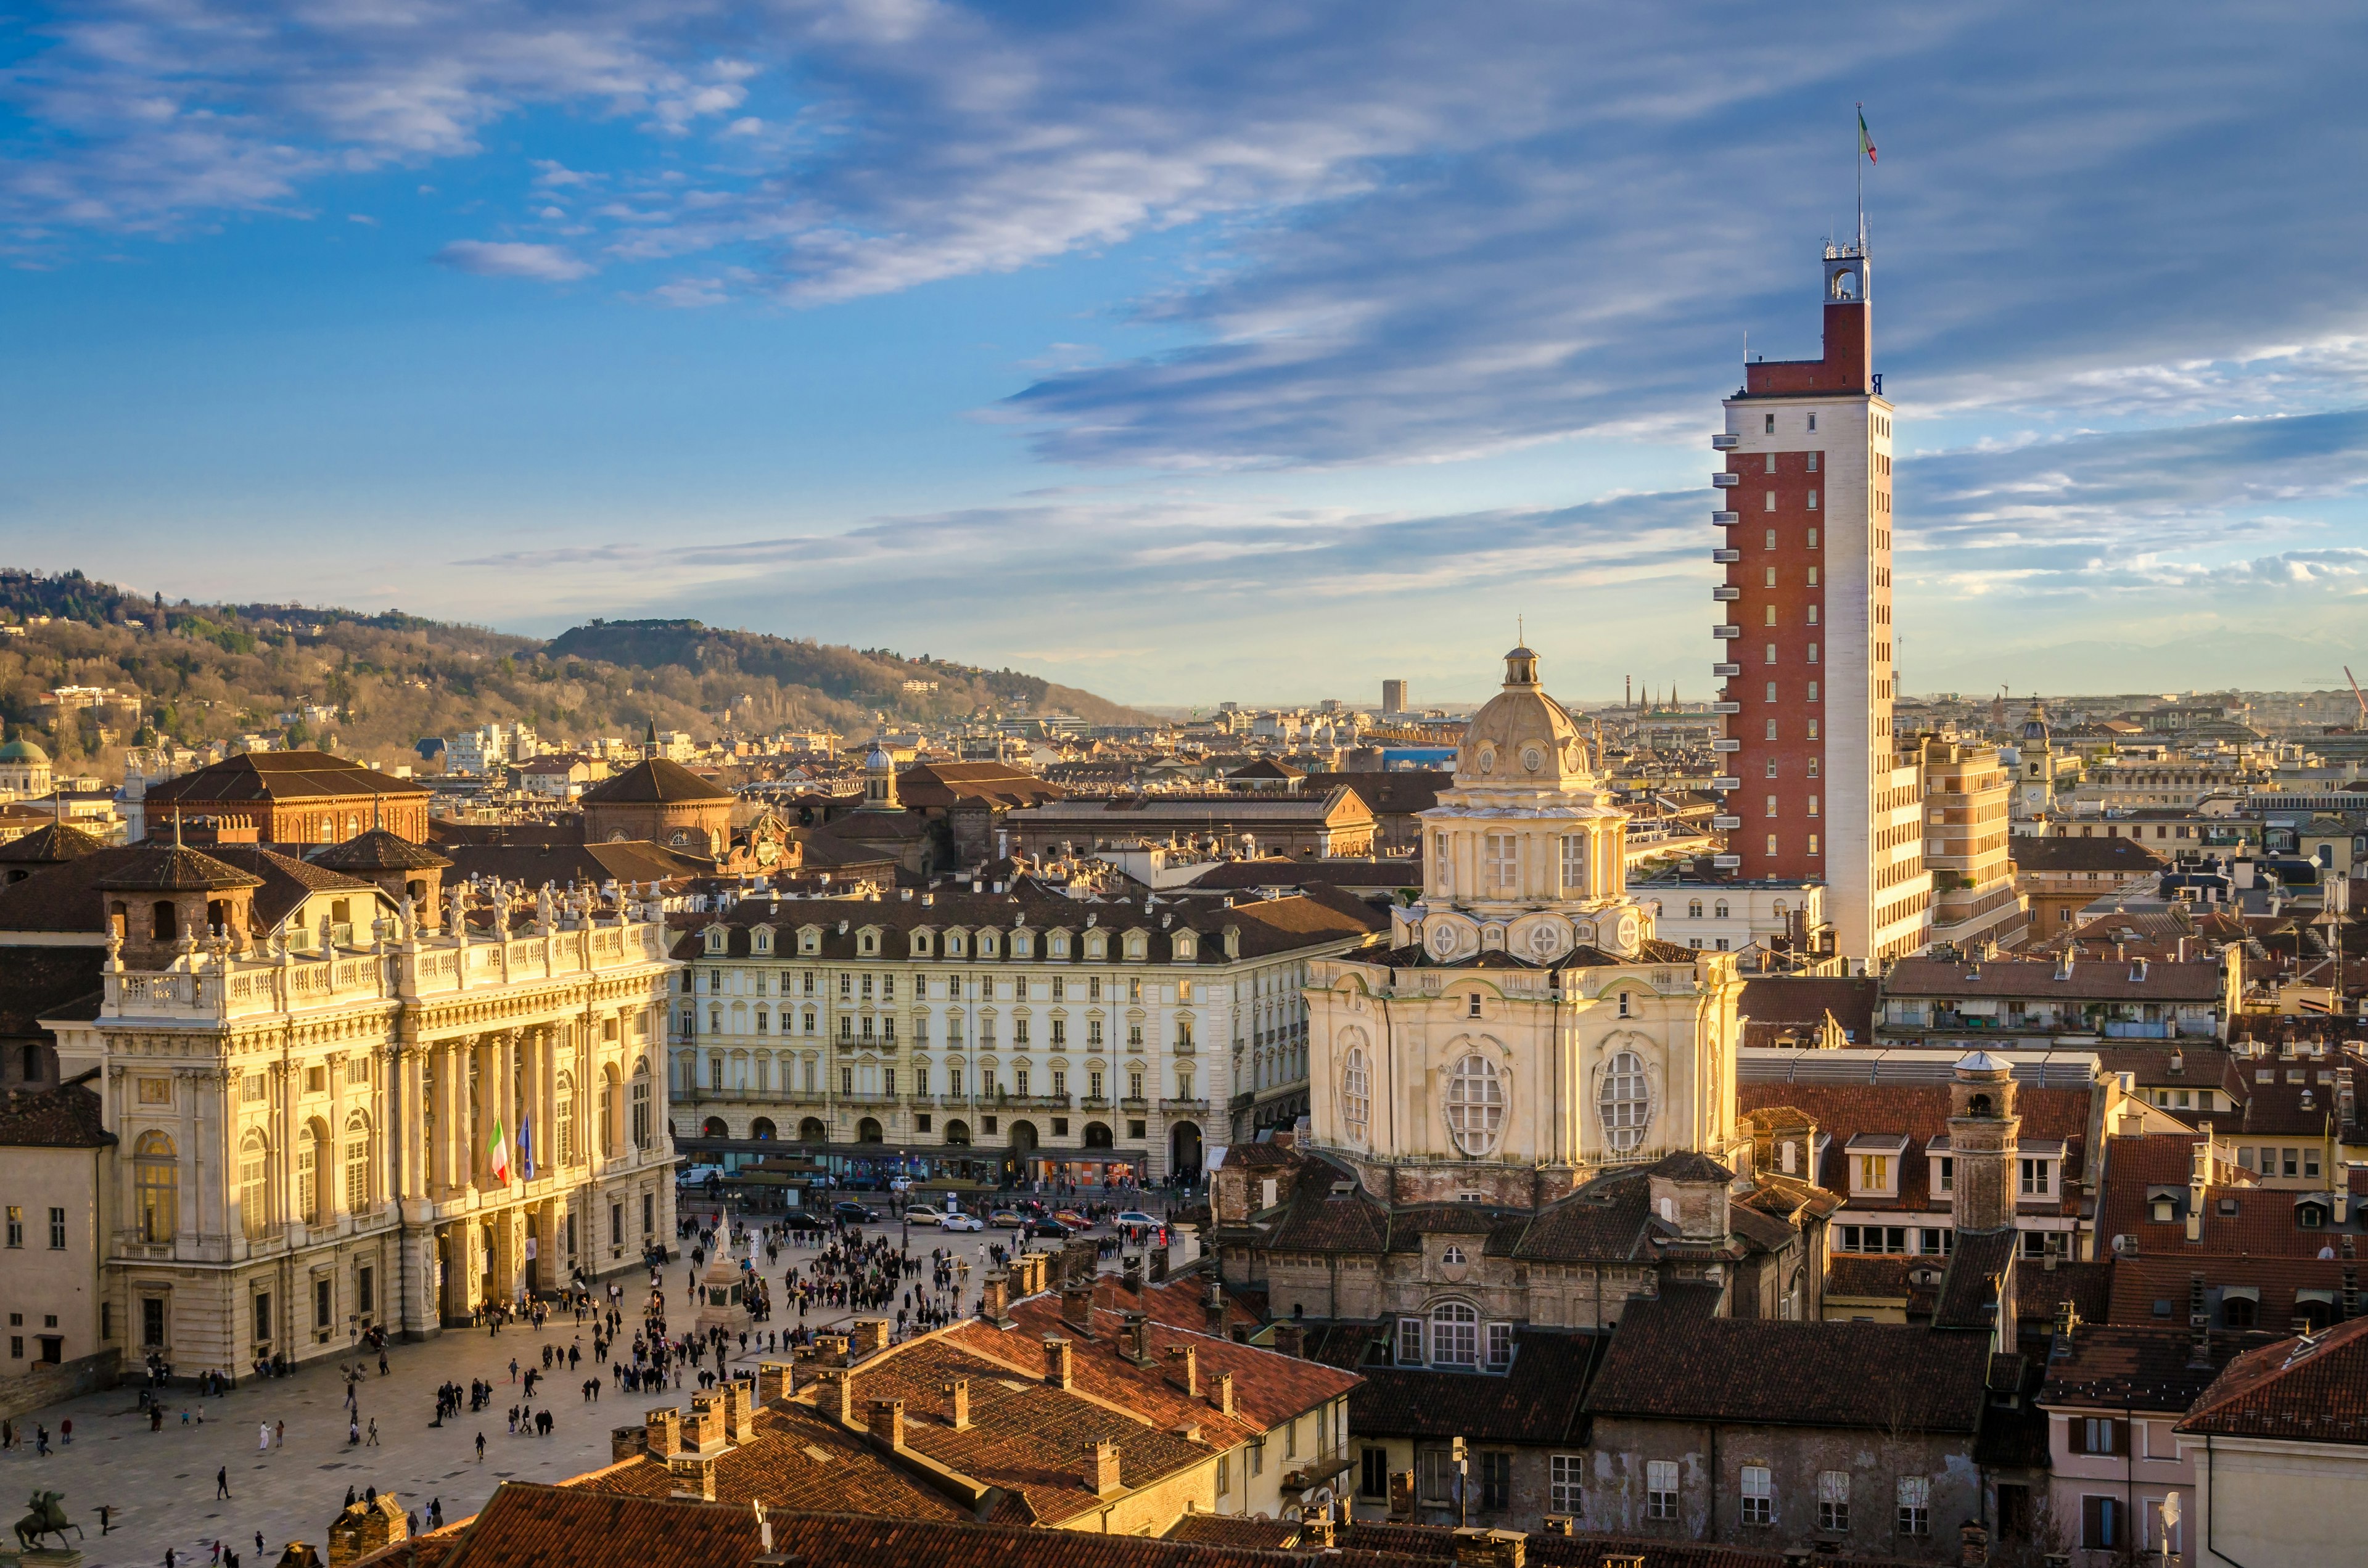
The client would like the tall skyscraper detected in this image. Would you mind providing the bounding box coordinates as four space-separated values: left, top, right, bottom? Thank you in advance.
1712 239 1930 966
1381 678 1410 715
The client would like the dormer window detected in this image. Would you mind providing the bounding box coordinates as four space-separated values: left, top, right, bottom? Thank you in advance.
1845 1135 1908 1198
2150 1193 2177 1223
912 930 932 956
1050 932 1070 958
1013 930 1032 958
703 927 728 955
1125 933 1146 961
1174 932 1196 960
752 927 773 954
978 929 998 959
858 928 879 956
799 928 820 955
1086 932 1107 960
947 931 966 957
1442 1244 1466 1266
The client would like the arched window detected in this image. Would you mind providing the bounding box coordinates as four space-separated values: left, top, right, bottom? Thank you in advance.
2221 1294 2256 1330
1339 1045 1370 1146
630 1062 652 1151
1443 1054 1504 1157
239 1129 271 1239
1687 900 1703 919
344 1112 372 1212
1429 1300 1479 1367
1597 1049 1652 1154
1772 900 1788 917
556 1072 577 1165
701 1116 728 1139
135 1130 178 1243
599 1066 619 1158
296 1122 322 1225
152 900 176 941
750 1117 776 1140
1714 900 1730 919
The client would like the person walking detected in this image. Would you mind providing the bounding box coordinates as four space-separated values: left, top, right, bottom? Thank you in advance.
96 1504 113 1534
216 1465 231 1500
474 1430 486 1463
366 1418 379 1446
275 1419 286 1447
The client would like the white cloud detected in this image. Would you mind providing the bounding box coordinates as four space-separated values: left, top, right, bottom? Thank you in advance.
433 239 593 281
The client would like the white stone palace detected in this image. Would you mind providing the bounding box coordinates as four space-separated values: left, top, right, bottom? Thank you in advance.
25 831 677 1373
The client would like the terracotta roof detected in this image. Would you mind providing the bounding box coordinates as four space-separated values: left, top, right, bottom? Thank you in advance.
1735 1080 2094 1217
2014 1258 2113 1328
93 840 264 893
1931 1228 2017 1331
2105 1252 2353 1329
1736 975 1878 1043
2176 1315 2368 1445
894 761 1067 814
1582 1286 1994 1433
1182 858 1421 892
0 1078 113 1149
0 945 104 1036
145 750 427 805
313 829 452 872
435 1484 762 1568
2039 1324 2244 1412
1334 1521 1887 1568
582 757 734 805
2008 837 2168 873
446 840 716 888
0 822 108 865
1824 1255 1917 1303
201 844 389 929
1299 772 1452 816
575 1403 987 1524
2095 1133 2351 1259
1162 1514 1301 1549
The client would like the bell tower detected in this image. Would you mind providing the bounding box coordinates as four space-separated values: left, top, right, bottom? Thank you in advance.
1946 1051 2020 1233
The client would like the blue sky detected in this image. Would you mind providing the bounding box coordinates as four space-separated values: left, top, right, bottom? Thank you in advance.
3 1 2365 708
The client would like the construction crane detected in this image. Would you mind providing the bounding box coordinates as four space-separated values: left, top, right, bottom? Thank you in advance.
2347 666 2367 729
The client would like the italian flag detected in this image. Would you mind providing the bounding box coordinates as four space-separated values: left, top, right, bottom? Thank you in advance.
1859 108 1877 163
488 1119 512 1184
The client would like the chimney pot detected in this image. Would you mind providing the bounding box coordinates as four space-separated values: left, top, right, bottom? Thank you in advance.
1167 1343 1199 1398
867 1398 905 1450
942 1379 972 1430
1085 1437 1123 1495
644 1406 683 1458
1060 1282 1095 1335
1043 1335 1075 1390
1212 1369 1236 1418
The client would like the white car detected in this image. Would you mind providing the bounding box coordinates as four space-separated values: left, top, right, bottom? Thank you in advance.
903 1207 944 1226
679 1164 728 1188
1114 1210 1161 1228
938 1213 986 1233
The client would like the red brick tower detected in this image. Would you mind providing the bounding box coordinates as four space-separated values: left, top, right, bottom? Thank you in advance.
1713 241 1929 967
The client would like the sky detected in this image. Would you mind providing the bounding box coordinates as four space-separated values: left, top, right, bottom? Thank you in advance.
3 1 2366 710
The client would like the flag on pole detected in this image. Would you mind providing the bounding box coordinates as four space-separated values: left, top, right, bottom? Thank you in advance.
488 1118 511 1183
1858 107 1877 163
519 1113 535 1182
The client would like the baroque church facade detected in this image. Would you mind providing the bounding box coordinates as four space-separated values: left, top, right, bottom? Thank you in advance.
1214 649 1835 1348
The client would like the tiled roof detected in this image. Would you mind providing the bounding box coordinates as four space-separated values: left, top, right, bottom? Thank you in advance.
1299 772 1452 816
574 1403 989 1524
145 750 428 805
1334 1521 1899 1568
1736 1080 2094 1216
202 844 388 929
947 1291 1359 1443
1825 1255 1917 1303
895 762 1066 813
438 1484 762 1568
0 821 107 865
1931 1228 2017 1331
0 1078 112 1149
2105 1252 2353 1329
312 829 453 872
2095 1133 2351 1259
2008 836 2167 874
1346 1328 1599 1444
445 840 722 888
1884 953 2224 1001
0 944 103 1036
1162 1514 1301 1548
2039 1324 2243 1413
2014 1258 2113 1328
94 840 264 893
581 757 734 804
1582 1287 1994 1434
1735 976 1878 1040
1182 858 1422 892
670 887 1381 967
2176 1315 2368 1445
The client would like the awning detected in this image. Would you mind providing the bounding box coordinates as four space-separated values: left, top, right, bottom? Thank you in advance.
2295 1289 2337 1305
2219 1285 2260 1303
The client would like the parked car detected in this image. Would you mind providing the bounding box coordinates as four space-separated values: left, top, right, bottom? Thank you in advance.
1024 1218 1076 1242
779 1210 829 1234
678 1164 728 1188
903 1207 944 1226
1114 1210 1161 1228
832 1200 880 1223
1053 1210 1091 1230
939 1212 986 1233
988 1209 1024 1229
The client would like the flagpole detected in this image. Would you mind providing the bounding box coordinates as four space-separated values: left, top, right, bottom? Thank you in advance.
1855 101 1864 252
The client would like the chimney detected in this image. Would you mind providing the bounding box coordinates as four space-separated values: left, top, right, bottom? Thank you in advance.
1298 1507 1335 1550
1204 1279 1228 1336
1121 1253 1145 1294
1450 1527 1526 1568
1060 1282 1095 1336
757 1361 794 1405
1122 1310 1157 1367
1167 1344 1199 1398
980 1273 1013 1328
1085 1438 1122 1495
726 1379 757 1442
942 1379 972 1431
850 1319 890 1359
867 1398 905 1450
1043 1336 1075 1391
821 1369 855 1425
1212 1370 1236 1418
815 1332 852 1366
645 1407 683 1458
1273 1323 1305 1359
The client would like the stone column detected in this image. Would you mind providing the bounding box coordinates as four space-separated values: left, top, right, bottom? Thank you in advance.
327 1049 350 1221
473 1035 498 1187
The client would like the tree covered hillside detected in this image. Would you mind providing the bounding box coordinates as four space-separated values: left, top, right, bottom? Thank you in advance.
0 570 1145 778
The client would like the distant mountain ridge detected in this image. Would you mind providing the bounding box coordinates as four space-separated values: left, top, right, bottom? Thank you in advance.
0 569 1149 775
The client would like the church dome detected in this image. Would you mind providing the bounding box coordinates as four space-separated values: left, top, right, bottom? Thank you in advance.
1455 647 1590 787
0 739 49 763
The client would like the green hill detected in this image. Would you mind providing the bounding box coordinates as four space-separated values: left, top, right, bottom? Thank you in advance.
0 569 1148 776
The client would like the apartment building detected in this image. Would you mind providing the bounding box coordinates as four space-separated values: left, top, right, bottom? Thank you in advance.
1917 737 2028 950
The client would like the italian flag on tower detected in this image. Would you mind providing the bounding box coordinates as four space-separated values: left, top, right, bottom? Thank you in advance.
1859 106 1876 163
488 1118 512 1183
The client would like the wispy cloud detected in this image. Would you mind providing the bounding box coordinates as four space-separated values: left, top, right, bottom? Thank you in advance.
433 239 593 281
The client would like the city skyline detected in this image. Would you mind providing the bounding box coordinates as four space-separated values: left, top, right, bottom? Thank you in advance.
4 3 2366 705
